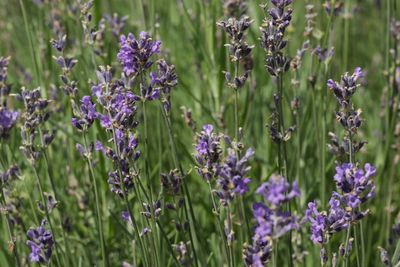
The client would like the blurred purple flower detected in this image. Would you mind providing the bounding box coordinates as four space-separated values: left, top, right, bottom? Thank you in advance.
0 107 19 139
26 220 54 264
256 174 299 207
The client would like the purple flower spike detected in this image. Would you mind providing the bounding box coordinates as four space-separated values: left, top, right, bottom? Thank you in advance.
216 148 254 205
194 124 222 181
71 95 97 131
327 67 364 107
0 107 19 139
26 220 54 264
117 32 161 77
256 174 300 208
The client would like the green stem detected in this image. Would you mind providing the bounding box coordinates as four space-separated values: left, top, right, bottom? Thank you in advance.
207 182 230 265
31 165 63 267
141 101 161 267
159 104 201 267
343 226 351 267
83 133 108 267
0 188 21 267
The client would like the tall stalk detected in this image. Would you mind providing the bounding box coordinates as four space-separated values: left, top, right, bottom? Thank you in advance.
160 104 201 267
82 133 108 267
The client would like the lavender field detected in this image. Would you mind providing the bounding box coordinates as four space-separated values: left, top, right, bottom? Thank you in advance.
0 0 399 266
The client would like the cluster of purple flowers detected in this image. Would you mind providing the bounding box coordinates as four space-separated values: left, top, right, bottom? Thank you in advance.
26 220 54 264
218 15 253 89
0 56 19 140
82 66 141 196
149 59 178 111
327 67 363 108
194 124 222 181
223 0 248 18
19 88 54 162
216 147 254 205
305 163 376 255
0 165 19 186
244 175 300 266
117 32 178 110
260 0 293 76
194 124 254 205
117 32 161 77
327 68 366 159
0 107 19 139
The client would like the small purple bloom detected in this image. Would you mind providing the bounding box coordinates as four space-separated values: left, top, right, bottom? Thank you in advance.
327 67 364 107
71 95 98 131
194 124 222 181
26 220 54 264
256 174 300 207
117 32 161 76
216 148 254 204
0 107 19 139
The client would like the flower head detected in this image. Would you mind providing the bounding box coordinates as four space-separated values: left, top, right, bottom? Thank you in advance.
71 96 97 131
216 148 254 204
117 32 161 76
0 107 19 139
194 124 222 181
327 67 364 107
26 220 54 264
256 174 300 208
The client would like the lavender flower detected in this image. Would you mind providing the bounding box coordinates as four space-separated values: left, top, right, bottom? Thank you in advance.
194 124 222 181
216 148 254 205
312 45 334 63
333 163 376 206
0 107 19 139
71 96 97 131
26 220 54 264
50 34 66 52
160 169 182 196
117 32 161 77
19 88 53 162
243 241 272 267
104 13 128 37
323 1 343 16
223 0 248 18
327 68 366 159
92 66 139 131
327 67 364 108
0 56 11 96
305 200 349 245
306 163 376 246
149 59 178 110
260 0 293 76
218 16 253 89
89 66 141 196
256 174 299 208
0 165 19 186
173 241 191 266
244 174 299 266
252 202 298 240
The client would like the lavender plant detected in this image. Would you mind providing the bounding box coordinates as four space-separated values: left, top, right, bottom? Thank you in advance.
0 0 398 266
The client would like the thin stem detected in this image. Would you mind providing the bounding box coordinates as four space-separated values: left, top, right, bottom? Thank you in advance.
343 226 351 267
39 129 73 267
159 104 201 267
207 182 230 266
141 101 161 267
83 133 108 267
31 165 63 267
226 205 235 267
105 113 150 267
0 188 21 267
